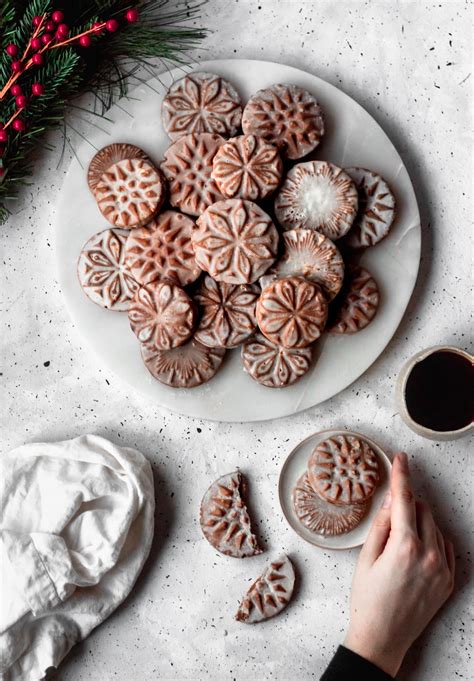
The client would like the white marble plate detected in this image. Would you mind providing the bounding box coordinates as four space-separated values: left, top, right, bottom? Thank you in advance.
54 59 421 422
279 429 392 550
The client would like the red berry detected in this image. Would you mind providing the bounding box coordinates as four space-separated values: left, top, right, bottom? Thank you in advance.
11 61 22 73
79 35 91 48
0 130 7 143
6 43 18 57
41 33 53 44
57 23 69 37
10 84 22 96
52 10 64 23
45 20 55 31
92 21 104 34
15 95 28 109
32 82 45 96
32 53 44 66
31 37 42 50
12 119 26 132
32 15 42 27
106 19 119 32
125 8 139 23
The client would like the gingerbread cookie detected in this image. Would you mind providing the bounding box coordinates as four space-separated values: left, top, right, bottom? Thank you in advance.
260 229 345 301
327 266 380 334
242 84 324 160
193 199 279 284
200 470 262 558
292 473 367 536
160 133 225 216
141 338 225 388
257 277 328 349
345 168 396 248
162 72 242 140
87 143 148 194
274 161 359 240
241 333 313 388
129 281 196 350
125 210 201 286
194 276 259 348
211 134 283 200
77 228 139 310
95 158 165 229
308 434 380 506
236 555 295 624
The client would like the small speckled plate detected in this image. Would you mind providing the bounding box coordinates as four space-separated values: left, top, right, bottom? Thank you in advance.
279 429 392 550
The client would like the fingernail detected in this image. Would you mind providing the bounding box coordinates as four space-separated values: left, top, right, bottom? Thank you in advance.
382 492 391 509
397 452 408 469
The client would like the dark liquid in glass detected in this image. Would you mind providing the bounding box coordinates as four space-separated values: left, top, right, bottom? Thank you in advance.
405 351 474 432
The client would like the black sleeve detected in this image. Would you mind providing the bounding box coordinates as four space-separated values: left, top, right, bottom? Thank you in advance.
320 645 395 681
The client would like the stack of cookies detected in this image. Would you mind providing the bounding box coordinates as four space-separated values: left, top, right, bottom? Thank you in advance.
77 71 396 389
293 434 381 536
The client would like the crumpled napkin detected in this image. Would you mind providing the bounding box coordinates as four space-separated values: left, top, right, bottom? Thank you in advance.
0 434 155 681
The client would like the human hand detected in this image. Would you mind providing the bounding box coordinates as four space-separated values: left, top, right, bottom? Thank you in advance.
344 452 455 677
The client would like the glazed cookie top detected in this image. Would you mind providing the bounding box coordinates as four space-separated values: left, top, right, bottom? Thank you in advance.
274 161 359 240
192 199 279 284
242 83 324 159
327 266 380 334
344 167 396 248
256 276 328 348
211 134 283 200
95 158 165 229
308 434 380 506
235 555 295 624
260 229 345 301
87 143 148 194
241 332 313 388
200 470 262 558
161 132 225 217
162 71 243 140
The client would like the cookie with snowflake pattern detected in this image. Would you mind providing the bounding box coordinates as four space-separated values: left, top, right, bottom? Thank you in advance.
259 229 345 301
194 276 259 348
125 210 201 286
129 281 196 350
192 199 279 284
200 470 262 558
344 168 396 248
161 133 225 216
236 555 295 623
162 72 242 140
242 84 324 160
327 266 380 334
274 161 358 240
77 228 139 310
95 158 166 229
241 332 313 388
141 337 225 388
211 134 283 200
87 143 148 194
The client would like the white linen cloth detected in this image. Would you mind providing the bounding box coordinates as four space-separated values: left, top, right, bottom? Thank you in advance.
0 434 155 681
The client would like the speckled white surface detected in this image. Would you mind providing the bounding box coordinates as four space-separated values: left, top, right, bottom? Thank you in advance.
1 1 472 680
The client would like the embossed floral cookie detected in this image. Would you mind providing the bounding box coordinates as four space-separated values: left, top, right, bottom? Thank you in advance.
292 473 367 536
200 470 262 558
129 281 196 350
260 229 345 301
125 210 201 286
242 84 324 159
274 161 359 240
194 276 259 348
87 143 148 194
77 228 139 310
161 133 225 216
327 266 380 334
162 72 242 140
211 134 283 200
241 332 313 388
256 276 328 348
344 168 396 248
308 434 380 506
236 555 295 623
192 199 279 284
95 158 166 229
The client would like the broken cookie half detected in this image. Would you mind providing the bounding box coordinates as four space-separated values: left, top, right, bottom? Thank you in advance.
200 470 262 558
235 555 295 624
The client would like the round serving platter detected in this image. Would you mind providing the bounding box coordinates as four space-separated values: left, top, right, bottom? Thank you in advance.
55 59 421 422
279 429 392 550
